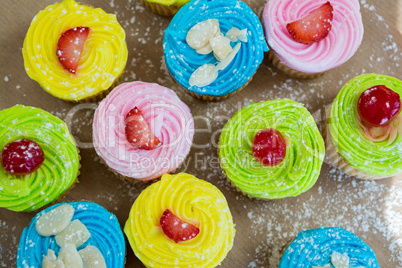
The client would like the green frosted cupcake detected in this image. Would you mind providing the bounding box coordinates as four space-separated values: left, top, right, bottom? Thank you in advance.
326 74 402 180
0 105 80 212
218 99 325 199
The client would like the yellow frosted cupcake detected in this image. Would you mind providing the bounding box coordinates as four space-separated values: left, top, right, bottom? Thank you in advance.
22 0 128 102
140 0 190 16
124 173 235 268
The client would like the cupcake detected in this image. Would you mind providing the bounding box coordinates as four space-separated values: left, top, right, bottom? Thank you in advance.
17 201 125 267
279 227 380 267
124 173 235 267
0 105 80 212
22 0 128 102
140 0 190 16
263 0 364 78
219 99 325 199
325 74 402 180
93 81 194 182
163 0 268 101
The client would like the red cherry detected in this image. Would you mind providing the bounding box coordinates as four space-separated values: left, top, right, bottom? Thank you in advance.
357 85 401 127
160 210 199 243
252 129 286 166
1 139 45 175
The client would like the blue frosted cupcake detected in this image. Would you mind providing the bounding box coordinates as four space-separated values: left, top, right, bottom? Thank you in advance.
279 227 379 267
163 0 268 101
17 201 125 267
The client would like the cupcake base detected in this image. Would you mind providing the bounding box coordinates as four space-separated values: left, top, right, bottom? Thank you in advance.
140 0 180 16
267 50 324 79
324 108 390 180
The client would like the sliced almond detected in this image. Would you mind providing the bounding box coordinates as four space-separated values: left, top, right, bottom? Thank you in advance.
43 249 57 268
55 219 91 248
331 252 349 268
215 43 241 71
186 19 220 49
58 243 83 268
189 64 219 88
36 204 75 236
225 27 248 43
196 43 213 55
210 35 233 61
79 245 106 268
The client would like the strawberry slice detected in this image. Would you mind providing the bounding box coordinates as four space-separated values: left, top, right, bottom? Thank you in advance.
56 26 90 74
125 107 162 150
160 210 200 243
286 2 334 44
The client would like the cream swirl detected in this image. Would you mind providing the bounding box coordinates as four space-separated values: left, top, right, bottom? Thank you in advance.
263 0 363 74
93 82 194 181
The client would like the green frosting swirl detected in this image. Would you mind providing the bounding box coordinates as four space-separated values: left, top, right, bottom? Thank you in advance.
329 73 402 176
0 105 79 212
219 99 325 199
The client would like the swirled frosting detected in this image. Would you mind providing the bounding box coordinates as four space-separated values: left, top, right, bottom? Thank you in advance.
124 173 235 268
219 99 325 199
263 0 364 74
22 0 128 101
17 201 125 268
93 82 194 181
0 105 79 212
147 0 190 8
329 74 402 176
163 0 268 97
279 227 379 267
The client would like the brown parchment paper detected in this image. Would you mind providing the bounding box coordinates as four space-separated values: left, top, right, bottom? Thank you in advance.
0 0 401 267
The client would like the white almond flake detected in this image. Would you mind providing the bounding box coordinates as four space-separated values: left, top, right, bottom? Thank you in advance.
35 204 75 236
186 19 220 49
225 27 248 43
189 64 218 87
210 35 233 61
55 219 91 247
196 43 213 55
79 245 106 268
58 243 83 268
215 43 241 71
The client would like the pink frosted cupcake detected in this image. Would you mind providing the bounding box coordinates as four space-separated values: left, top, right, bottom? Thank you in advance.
93 82 194 182
263 0 364 78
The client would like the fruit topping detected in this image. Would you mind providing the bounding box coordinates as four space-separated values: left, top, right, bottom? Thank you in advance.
186 19 220 50
286 2 334 44
1 139 45 175
160 209 200 243
357 85 401 127
189 64 219 87
57 26 90 74
125 107 162 150
55 219 91 248
42 249 65 268
79 245 107 268
252 129 287 166
36 204 75 236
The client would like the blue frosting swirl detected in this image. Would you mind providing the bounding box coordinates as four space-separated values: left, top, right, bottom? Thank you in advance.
163 0 268 97
17 201 125 268
279 227 379 267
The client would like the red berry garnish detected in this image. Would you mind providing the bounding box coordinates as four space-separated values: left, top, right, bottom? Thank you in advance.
160 210 200 243
1 139 45 175
252 129 286 166
286 2 334 44
57 26 90 74
125 107 162 150
357 85 401 127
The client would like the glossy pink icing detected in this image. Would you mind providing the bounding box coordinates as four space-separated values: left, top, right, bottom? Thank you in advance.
263 0 364 74
93 82 194 181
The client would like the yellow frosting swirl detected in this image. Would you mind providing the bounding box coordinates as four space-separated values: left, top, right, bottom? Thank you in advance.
22 0 128 101
124 173 235 268
147 0 190 8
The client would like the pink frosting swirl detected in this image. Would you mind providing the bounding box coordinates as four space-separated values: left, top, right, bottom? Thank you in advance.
93 82 194 181
263 0 364 74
